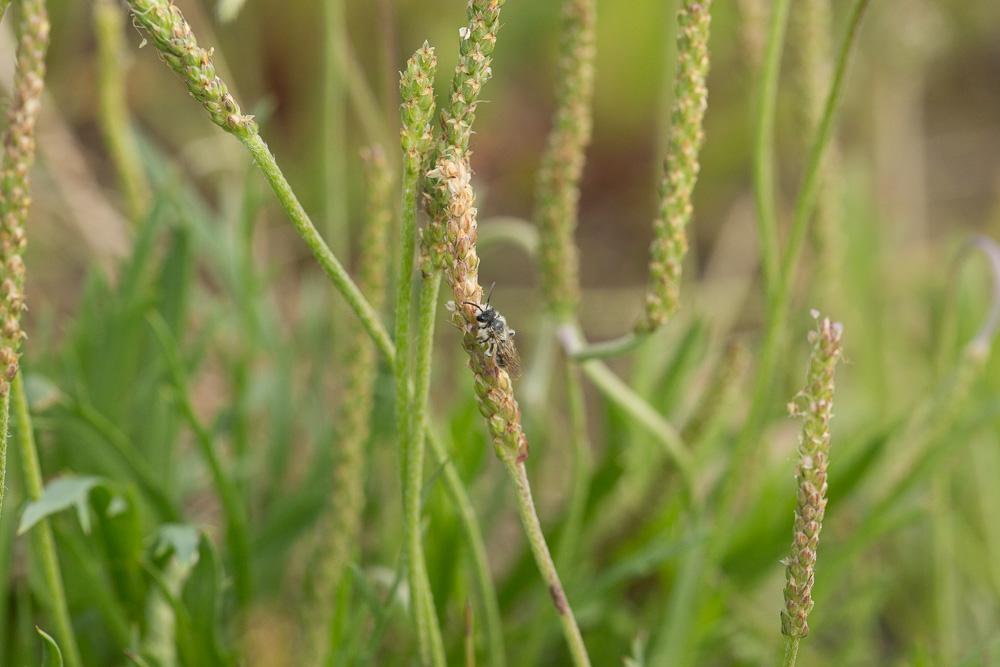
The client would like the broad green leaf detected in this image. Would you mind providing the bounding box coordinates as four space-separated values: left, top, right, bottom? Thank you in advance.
18 476 103 535
152 524 201 569
35 627 63 667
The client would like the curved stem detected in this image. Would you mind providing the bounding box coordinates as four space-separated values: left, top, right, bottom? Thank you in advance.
503 459 591 667
559 324 695 488
569 331 649 361
477 217 540 257
239 132 395 363
13 372 84 667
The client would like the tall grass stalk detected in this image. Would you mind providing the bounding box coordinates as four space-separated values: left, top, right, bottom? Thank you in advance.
94 0 151 223
309 146 393 664
0 0 49 520
718 0 871 519
780 314 843 665
323 0 349 253
397 44 446 667
793 0 842 303
124 0 394 362
13 373 83 667
535 0 596 321
148 313 252 608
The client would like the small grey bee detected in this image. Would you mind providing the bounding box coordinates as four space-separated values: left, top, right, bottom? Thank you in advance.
465 283 521 378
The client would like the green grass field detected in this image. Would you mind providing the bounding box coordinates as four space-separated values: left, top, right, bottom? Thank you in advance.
2 0 1000 665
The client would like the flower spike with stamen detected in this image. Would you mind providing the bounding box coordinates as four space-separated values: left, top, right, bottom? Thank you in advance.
638 0 713 333
781 312 843 649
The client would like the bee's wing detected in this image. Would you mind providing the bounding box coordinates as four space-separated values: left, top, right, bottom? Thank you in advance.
497 336 521 379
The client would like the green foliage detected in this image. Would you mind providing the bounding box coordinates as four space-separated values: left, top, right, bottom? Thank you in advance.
3 1 1000 666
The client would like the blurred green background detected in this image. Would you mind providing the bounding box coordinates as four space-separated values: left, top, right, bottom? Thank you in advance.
3 0 1000 665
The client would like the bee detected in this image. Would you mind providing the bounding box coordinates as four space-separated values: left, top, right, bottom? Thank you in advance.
464 283 521 378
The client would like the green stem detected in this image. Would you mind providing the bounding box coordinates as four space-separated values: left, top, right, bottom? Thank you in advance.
556 359 592 571
94 0 151 223
775 0 872 298
781 636 800 667
559 324 695 488
569 331 649 361
147 314 252 609
503 459 591 667
323 0 349 252
408 271 447 667
718 0 871 520
12 373 84 667
0 393 8 518
239 131 394 363
426 428 506 667
752 0 791 299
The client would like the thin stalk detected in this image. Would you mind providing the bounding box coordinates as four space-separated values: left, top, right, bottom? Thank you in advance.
504 459 591 667
570 331 648 361
752 0 791 299
397 45 443 666
12 372 83 667
147 314 251 608
0 394 8 516
718 0 871 519
426 428 506 667
239 132 393 361
559 324 694 488
781 636 800 667
556 359 592 571
409 271 447 667
776 0 872 300
323 0 349 252
94 0 151 223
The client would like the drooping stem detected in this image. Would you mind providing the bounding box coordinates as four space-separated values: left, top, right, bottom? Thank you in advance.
13 372 83 667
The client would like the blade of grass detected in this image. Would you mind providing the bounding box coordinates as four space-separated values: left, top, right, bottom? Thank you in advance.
12 373 83 667
147 313 252 610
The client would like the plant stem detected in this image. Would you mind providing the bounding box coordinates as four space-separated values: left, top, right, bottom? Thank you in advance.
239 132 394 362
12 372 83 667
426 428 506 667
570 331 649 360
94 0 151 223
752 0 791 299
718 0 871 519
559 324 694 488
147 314 252 609
556 359 592 571
407 271 447 667
323 0 349 253
781 636 800 667
503 459 591 667
0 393 8 517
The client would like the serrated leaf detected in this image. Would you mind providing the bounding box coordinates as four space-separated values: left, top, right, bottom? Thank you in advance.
18 476 103 535
36 626 64 667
